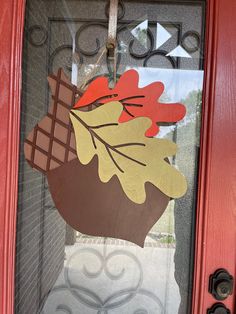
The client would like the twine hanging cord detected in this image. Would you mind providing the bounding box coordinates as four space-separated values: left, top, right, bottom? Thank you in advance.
107 0 118 55
80 0 118 90
107 0 118 85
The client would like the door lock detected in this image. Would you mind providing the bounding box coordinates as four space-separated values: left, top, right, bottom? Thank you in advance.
207 303 230 314
209 269 233 300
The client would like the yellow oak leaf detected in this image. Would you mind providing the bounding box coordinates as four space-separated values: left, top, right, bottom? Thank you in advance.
70 101 187 204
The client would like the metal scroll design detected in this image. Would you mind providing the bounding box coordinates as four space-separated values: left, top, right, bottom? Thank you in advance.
28 0 203 76
27 0 203 80
41 246 164 314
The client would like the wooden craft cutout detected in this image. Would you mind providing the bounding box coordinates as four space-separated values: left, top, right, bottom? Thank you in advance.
70 101 187 204
73 69 186 137
24 69 78 173
24 69 187 246
47 157 170 247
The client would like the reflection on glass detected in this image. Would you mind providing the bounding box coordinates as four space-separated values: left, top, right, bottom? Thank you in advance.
131 19 148 49
166 45 192 58
156 23 172 49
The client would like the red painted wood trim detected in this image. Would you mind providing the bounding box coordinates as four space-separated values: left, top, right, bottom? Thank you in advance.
192 0 236 312
0 0 25 313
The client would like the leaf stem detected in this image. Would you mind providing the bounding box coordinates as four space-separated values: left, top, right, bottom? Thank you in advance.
70 111 147 172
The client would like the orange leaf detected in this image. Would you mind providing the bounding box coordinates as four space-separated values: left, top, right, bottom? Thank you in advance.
73 69 186 136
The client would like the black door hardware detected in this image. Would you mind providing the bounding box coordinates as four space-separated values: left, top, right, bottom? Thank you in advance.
209 269 233 300
207 303 230 314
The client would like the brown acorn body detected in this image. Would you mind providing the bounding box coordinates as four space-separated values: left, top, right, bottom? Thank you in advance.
47 157 169 247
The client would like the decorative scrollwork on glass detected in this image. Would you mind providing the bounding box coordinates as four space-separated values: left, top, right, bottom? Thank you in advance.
49 44 83 74
30 0 202 77
128 27 155 59
41 246 164 314
181 31 200 53
48 22 198 78
29 25 48 47
143 49 177 68
75 22 108 56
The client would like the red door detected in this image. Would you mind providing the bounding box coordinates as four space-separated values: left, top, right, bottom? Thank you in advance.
0 0 235 313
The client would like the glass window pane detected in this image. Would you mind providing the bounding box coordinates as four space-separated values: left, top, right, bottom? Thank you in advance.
16 1 205 313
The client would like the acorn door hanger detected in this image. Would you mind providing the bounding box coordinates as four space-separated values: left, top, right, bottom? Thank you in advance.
24 68 187 247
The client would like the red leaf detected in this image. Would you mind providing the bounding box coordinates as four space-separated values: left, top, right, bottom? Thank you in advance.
73 69 186 136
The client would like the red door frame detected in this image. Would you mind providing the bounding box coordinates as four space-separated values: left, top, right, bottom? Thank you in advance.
192 0 236 312
0 0 235 313
0 0 25 313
